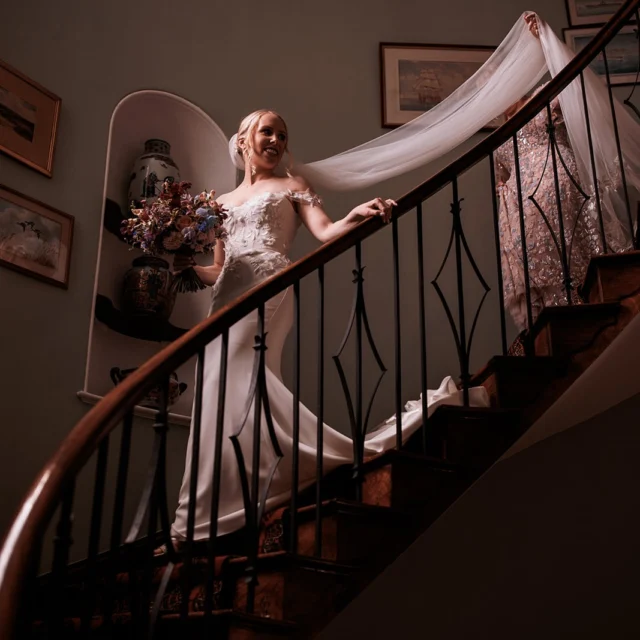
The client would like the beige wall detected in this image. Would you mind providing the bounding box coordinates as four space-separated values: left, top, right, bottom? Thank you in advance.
0 0 583 545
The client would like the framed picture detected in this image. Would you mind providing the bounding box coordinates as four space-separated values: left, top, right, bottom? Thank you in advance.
0 59 61 177
0 184 73 288
564 25 639 85
380 42 505 129
565 0 628 27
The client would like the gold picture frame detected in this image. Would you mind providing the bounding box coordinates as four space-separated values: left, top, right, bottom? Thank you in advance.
564 25 639 85
0 183 74 288
564 0 629 27
0 58 61 177
380 42 505 130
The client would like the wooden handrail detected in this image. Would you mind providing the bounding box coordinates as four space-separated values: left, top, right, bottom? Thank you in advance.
0 1 638 636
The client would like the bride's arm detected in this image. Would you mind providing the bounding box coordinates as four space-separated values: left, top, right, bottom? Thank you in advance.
174 240 225 286
291 178 394 244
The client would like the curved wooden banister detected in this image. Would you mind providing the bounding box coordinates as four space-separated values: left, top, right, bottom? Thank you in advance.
1 1 638 635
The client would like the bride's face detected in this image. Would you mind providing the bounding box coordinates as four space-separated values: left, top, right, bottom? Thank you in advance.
248 113 288 173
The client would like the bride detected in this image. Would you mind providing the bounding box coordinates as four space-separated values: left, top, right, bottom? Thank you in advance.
169 8 640 544
168 109 489 544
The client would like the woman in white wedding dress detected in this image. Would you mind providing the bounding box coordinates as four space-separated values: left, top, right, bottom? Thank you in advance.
168 109 489 544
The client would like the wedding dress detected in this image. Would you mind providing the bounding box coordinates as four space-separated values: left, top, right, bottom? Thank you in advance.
171 190 489 539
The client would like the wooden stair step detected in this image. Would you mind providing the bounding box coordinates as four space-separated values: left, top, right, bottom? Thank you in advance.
531 302 622 358
281 498 418 567
425 406 523 468
581 250 640 304
223 552 356 632
33 609 300 639
470 355 568 410
359 449 477 517
159 609 300 639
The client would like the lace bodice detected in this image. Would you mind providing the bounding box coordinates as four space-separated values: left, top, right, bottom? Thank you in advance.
210 189 321 311
223 190 319 258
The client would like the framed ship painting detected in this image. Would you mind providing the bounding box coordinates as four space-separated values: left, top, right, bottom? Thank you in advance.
565 0 629 27
380 42 505 130
564 25 639 85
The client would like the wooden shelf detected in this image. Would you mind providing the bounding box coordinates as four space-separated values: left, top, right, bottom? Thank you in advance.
95 294 187 342
77 390 190 426
103 197 129 239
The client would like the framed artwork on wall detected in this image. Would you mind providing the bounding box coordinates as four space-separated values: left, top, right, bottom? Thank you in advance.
380 42 505 129
0 58 61 177
0 184 74 288
564 0 629 27
564 25 639 85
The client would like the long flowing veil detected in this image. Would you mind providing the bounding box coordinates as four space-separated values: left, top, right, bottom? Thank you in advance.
291 12 640 245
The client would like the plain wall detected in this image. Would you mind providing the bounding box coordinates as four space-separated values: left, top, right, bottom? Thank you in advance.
0 0 590 548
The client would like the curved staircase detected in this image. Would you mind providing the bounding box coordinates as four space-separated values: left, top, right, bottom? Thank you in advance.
2 3 640 638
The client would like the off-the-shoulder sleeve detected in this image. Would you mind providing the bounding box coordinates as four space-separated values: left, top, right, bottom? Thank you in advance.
286 188 323 207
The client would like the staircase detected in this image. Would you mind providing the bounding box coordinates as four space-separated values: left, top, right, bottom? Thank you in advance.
1 2 639 638
19 250 640 638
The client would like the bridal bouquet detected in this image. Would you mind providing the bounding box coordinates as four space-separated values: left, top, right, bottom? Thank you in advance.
121 180 227 293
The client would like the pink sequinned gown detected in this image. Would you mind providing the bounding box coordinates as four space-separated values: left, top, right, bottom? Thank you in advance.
494 92 602 332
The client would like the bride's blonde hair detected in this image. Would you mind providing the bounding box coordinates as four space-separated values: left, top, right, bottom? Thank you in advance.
236 109 294 177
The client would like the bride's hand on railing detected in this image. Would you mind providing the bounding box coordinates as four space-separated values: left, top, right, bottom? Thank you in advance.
347 197 397 225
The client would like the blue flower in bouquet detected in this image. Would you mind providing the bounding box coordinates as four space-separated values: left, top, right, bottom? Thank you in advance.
120 180 228 293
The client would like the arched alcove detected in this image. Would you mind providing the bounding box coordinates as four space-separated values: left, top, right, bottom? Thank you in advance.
78 90 235 424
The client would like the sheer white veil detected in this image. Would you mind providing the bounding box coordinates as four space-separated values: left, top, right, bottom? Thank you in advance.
230 12 640 245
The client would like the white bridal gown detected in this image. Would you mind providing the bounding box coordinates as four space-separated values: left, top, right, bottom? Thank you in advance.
171 190 489 539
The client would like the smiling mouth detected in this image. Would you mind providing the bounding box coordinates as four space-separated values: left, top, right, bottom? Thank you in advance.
264 147 279 158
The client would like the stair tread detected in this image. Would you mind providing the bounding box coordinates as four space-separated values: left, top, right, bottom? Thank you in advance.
470 354 568 387
225 550 358 574
582 249 640 293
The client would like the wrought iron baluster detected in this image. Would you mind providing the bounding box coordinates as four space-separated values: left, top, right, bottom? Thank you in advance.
579 71 608 253
122 378 171 635
392 213 403 448
355 244 364 500
204 330 228 621
315 266 325 557
49 480 76 638
333 244 386 500
513 134 535 345
546 103 574 304
80 437 110 636
180 347 206 622
622 11 640 121
103 412 133 630
489 154 509 356
228 303 284 614
452 178 470 405
416 202 429 454
428 177 492 411
602 48 635 245
247 304 267 612
139 378 170 638
289 281 301 554
139 472 159 638
432 179 490 404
